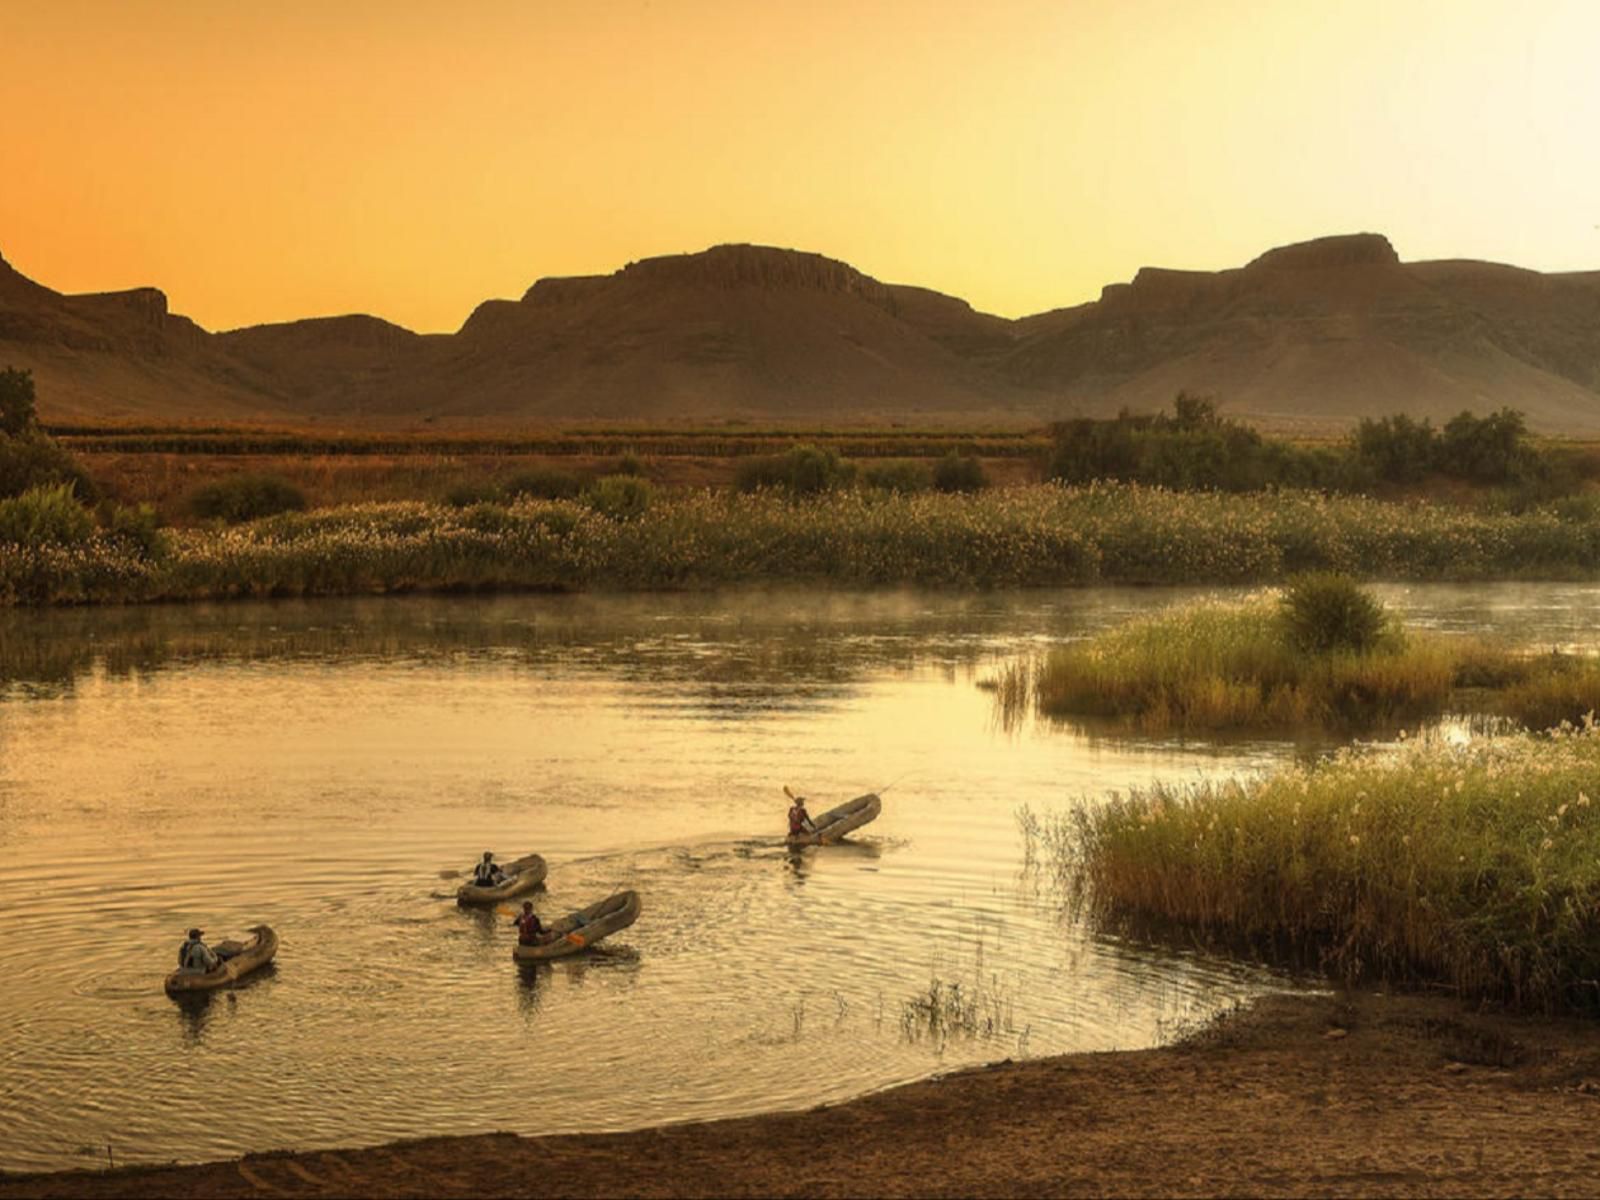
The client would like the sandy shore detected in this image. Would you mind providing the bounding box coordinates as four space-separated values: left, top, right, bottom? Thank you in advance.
6 991 1600 1199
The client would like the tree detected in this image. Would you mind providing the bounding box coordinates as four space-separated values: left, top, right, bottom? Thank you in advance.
0 367 37 437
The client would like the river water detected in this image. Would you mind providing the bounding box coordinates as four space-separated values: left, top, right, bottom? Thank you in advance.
2 583 1597 1173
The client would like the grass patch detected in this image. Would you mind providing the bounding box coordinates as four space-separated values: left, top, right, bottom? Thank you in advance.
1054 724 1600 1012
1030 591 1459 734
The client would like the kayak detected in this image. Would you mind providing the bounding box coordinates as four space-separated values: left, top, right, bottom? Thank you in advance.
512 890 641 962
787 793 882 846
456 853 547 906
164 925 278 995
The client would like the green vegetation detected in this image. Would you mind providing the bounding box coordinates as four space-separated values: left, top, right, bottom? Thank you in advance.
931 452 988 493
734 444 857 494
1023 579 1600 735
1029 589 1456 733
188 474 309 523
1048 397 1591 501
0 369 94 501
582 474 653 520
862 461 932 494
0 484 96 546
501 466 582 501
1051 724 1600 1012
9 483 1600 607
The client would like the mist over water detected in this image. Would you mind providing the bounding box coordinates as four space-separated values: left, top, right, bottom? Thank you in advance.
1 584 1595 1172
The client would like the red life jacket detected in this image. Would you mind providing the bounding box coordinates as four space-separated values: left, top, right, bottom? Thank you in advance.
788 804 809 836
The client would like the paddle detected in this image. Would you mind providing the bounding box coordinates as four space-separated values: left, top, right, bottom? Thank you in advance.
783 784 819 839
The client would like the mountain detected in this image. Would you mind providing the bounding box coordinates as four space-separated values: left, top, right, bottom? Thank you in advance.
3 234 1600 431
1002 234 1600 432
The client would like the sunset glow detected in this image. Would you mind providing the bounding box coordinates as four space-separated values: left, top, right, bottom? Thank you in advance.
3 0 1597 332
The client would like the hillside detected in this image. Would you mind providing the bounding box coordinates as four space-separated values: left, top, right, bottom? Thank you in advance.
3 235 1600 431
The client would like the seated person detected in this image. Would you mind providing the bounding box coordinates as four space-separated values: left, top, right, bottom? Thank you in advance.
513 901 548 946
788 796 816 838
471 851 508 888
177 927 220 974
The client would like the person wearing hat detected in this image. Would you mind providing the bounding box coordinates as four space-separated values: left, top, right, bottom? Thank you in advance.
471 851 507 889
178 928 220 974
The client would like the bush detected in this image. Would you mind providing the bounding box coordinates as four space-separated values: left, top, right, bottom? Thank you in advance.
443 480 502 508
501 467 580 501
615 451 645 477
98 501 168 560
0 366 37 437
0 430 95 501
1440 408 1534 485
931 452 988 493
735 444 855 495
1351 414 1437 484
1278 573 1388 655
583 475 653 520
863 461 932 494
462 502 515 534
0 483 95 545
188 475 308 523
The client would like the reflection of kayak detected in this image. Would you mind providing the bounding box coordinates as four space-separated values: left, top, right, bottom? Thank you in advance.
164 926 278 995
512 891 641 962
787 793 882 846
456 853 547 906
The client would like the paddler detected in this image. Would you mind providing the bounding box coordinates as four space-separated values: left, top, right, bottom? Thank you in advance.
471 851 507 888
787 794 816 839
177 927 220 974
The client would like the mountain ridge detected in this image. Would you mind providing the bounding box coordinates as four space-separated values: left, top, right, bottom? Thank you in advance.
3 234 1599 431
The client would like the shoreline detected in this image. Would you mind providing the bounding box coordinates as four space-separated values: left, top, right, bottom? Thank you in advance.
7 991 1600 1198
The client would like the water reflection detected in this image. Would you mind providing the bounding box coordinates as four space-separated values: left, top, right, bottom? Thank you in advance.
1 585 1592 1173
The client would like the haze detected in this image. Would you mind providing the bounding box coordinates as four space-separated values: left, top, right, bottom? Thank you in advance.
3 0 1596 333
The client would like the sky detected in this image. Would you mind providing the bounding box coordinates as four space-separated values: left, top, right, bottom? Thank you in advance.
2 0 1597 332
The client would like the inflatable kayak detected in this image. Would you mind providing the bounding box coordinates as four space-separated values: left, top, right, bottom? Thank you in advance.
512 890 641 962
456 853 547 906
164 925 278 996
787 793 882 846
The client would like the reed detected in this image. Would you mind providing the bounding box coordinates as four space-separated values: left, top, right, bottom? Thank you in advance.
1030 594 1461 733
7 482 1600 607
1058 723 1600 1012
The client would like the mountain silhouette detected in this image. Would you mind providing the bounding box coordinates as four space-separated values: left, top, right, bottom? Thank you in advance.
3 235 1599 431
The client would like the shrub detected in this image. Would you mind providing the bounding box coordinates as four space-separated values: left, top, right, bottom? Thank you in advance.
0 366 37 437
1350 414 1437 484
615 451 645 477
863 461 932 494
0 483 95 545
98 501 168 560
462 502 514 534
583 474 653 520
1440 408 1534 484
931 452 988 494
735 444 855 495
501 467 580 501
1278 573 1388 655
443 480 502 508
188 475 308 523
1498 661 1600 732
0 430 96 501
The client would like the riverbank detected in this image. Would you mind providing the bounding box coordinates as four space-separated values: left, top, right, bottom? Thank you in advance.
8 483 1600 606
7 990 1600 1198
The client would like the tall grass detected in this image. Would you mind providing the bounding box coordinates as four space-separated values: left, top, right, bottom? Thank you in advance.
1030 593 1459 733
7 482 1600 607
1059 724 1600 1012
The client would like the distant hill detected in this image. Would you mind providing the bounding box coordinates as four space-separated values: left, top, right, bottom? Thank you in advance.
4 234 1600 431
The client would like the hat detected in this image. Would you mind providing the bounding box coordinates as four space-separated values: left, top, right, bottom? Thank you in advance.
187 927 203 939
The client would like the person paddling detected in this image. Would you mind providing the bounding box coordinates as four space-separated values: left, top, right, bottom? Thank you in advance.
472 851 507 888
512 901 547 946
177 928 219 974
787 793 816 839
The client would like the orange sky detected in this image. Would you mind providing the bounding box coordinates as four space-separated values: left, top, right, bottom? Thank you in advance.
3 0 1597 332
